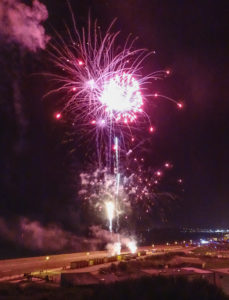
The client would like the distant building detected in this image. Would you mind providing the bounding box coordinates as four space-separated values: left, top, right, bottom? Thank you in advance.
168 256 205 268
142 267 214 284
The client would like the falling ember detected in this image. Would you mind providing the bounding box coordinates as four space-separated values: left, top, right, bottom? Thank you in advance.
113 144 118 151
78 59 84 66
105 201 114 232
165 162 171 168
55 113 61 119
177 102 183 109
149 126 155 133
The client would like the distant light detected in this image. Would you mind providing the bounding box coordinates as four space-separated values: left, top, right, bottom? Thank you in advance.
154 93 158 97
166 69 171 75
178 178 183 184
91 120 96 125
200 239 209 245
46 256 50 261
165 162 170 168
72 87 77 92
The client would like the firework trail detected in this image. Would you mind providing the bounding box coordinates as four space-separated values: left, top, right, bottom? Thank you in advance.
105 201 114 233
114 137 120 234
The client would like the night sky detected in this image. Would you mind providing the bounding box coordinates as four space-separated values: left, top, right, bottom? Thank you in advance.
0 0 228 256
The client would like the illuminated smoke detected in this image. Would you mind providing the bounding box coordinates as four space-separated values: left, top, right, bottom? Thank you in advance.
127 240 137 253
90 225 137 255
0 217 100 252
107 242 121 256
0 0 49 51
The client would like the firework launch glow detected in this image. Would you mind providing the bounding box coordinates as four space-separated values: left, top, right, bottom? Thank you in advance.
127 240 137 254
105 201 114 233
113 242 121 255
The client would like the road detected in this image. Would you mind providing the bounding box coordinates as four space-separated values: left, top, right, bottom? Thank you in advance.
0 245 193 279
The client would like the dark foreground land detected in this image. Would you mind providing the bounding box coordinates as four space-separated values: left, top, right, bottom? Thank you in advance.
0 276 228 300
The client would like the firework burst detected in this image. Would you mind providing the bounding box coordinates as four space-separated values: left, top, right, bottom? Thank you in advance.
47 14 182 245
46 18 178 159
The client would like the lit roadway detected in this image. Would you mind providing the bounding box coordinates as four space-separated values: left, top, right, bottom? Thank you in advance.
0 245 195 279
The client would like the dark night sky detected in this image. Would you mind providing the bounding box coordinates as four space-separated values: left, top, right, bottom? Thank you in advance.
0 0 229 255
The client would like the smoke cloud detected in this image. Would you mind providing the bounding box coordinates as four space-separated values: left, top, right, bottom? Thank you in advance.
0 217 101 252
90 225 136 253
0 218 137 254
0 0 49 51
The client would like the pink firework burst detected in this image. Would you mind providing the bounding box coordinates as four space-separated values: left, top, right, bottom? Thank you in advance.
46 19 170 129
